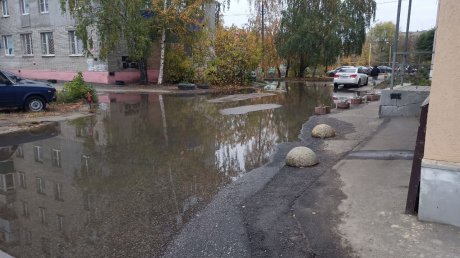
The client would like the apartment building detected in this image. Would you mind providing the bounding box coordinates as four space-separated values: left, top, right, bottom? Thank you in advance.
0 0 161 84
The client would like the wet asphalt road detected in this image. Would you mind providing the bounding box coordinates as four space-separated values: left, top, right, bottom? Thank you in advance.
163 107 373 257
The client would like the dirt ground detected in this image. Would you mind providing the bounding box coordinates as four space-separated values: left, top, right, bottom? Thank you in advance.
0 101 91 135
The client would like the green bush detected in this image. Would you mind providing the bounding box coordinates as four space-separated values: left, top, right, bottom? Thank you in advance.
59 72 98 103
165 45 195 83
407 65 431 86
204 62 220 85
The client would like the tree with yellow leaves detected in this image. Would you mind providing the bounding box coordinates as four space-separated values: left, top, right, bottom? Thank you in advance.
60 0 213 84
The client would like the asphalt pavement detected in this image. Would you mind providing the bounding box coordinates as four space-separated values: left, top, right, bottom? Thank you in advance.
163 102 383 257
162 97 460 257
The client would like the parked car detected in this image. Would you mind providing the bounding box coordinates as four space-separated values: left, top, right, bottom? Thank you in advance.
377 66 393 73
333 67 369 89
326 66 354 77
356 66 371 75
0 70 56 112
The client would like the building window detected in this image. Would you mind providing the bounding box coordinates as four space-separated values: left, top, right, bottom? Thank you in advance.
2 35 13 56
38 207 46 225
68 31 84 55
83 193 94 211
33 146 43 163
20 33 33 55
41 237 50 255
0 173 15 191
39 0 48 13
51 149 61 167
36 177 45 194
16 145 24 158
20 0 29 15
22 229 32 245
40 32 54 55
18 172 26 188
81 155 90 175
1 0 9 16
54 183 63 201
22 201 29 217
57 214 64 230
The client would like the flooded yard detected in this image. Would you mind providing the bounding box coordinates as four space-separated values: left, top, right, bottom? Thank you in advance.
0 83 331 257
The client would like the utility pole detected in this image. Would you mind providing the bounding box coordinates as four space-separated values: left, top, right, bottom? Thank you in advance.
389 45 391 65
390 0 403 90
368 42 372 66
261 0 265 77
401 0 413 86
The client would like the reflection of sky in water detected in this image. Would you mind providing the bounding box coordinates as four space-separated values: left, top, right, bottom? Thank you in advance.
0 83 332 258
215 112 281 179
216 141 248 179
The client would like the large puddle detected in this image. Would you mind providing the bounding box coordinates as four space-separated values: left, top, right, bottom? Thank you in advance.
0 82 331 257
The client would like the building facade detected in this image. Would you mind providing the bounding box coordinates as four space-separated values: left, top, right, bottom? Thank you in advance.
0 0 161 84
418 0 460 227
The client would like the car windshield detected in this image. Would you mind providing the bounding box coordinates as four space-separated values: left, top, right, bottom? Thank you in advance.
2 70 19 83
338 68 356 73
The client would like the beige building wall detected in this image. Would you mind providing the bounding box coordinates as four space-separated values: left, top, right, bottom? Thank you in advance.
424 0 460 164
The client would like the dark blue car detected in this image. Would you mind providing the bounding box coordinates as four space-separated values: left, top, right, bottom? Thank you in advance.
0 70 56 112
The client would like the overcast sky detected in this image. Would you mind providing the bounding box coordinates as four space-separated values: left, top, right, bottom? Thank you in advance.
222 0 439 32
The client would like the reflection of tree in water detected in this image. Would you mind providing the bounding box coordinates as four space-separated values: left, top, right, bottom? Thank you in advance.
215 110 280 177
214 83 332 175
57 85 332 257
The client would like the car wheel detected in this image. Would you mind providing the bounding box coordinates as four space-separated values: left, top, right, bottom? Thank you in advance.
363 78 368 86
25 96 46 112
333 83 339 92
357 79 361 88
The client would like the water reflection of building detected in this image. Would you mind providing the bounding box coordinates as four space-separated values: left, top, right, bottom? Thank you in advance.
0 86 332 257
0 119 107 257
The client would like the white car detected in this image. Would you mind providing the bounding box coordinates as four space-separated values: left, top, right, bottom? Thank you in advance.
333 67 368 89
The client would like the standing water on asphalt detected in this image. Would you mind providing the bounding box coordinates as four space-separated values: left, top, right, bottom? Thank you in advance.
0 82 331 257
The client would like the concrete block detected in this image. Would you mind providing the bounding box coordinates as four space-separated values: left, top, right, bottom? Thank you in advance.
379 86 430 117
419 160 460 227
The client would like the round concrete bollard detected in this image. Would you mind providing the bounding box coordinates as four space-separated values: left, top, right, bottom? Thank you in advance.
285 147 319 167
311 124 336 139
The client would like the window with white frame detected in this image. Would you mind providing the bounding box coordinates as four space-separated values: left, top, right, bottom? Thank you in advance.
36 177 45 194
33 146 43 162
21 33 33 55
22 229 32 245
81 155 90 174
18 172 26 188
2 35 13 55
20 0 29 15
16 145 24 158
54 183 63 201
39 0 48 13
83 192 95 211
40 32 54 55
51 149 61 167
22 201 29 217
57 214 64 230
1 0 9 16
38 207 46 225
68 31 84 55
0 173 15 191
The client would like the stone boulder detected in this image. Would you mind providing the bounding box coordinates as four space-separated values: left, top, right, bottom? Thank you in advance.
311 124 336 139
285 147 318 167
